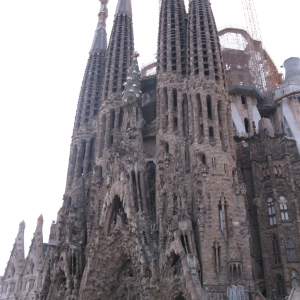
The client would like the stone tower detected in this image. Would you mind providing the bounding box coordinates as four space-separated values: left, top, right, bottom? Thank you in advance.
186 0 254 296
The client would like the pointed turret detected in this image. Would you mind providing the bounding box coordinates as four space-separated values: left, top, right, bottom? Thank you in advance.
33 215 45 272
1 221 25 297
101 0 134 102
15 221 26 276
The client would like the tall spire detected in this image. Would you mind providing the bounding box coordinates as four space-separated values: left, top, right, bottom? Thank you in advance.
90 0 109 53
101 0 134 101
66 0 109 187
72 0 108 131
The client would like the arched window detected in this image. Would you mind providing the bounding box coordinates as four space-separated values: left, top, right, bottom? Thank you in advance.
285 229 296 260
268 198 276 226
279 196 289 221
276 274 285 297
272 234 282 264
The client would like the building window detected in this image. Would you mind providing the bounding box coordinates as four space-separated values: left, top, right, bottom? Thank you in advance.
219 204 223 231
285 229 296 260
279 196 289 221
276 274 285 297
244 118 249 133
268 198 276 226
272 234 282 264
165 142 169 153
207 95 213 120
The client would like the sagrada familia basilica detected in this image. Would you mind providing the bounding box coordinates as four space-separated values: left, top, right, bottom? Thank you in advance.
1 0 300 299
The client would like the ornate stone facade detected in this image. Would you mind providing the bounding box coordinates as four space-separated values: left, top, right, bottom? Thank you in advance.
1 0 300 299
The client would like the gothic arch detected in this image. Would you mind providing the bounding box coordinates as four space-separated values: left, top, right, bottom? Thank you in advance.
104 195 127 236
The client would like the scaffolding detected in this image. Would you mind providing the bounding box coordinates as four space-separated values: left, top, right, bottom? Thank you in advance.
218 26 281 103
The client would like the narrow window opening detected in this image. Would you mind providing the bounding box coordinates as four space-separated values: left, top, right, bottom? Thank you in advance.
165 142 169 153
209 126 214 140
197 94 202 117
244 118 249 133
182 94 189 137
110 109 115 129
173 89 178 109
70 256 77 275
276 274 285 297
219 203 223 231
118 107 124 129
272 234 282 264
185 144 190 173
200 124 204 139
285 229 296 260
279 196 289 220
137 172 143 212
241 96 246 105
207 95 213 120
99 114 106 157
132 172 139 212
268 198 277 226
174 117 178 131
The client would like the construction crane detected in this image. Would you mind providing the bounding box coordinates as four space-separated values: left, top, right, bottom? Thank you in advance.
241 0 261 42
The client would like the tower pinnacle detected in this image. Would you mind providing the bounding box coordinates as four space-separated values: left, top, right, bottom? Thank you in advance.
115 0 132 18
90 0 109 53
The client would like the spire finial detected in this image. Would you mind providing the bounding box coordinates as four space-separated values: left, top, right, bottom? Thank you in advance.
115 0 132 19
90 0 109 53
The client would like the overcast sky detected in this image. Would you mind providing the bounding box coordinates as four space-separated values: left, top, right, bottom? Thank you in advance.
0 0 299 273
